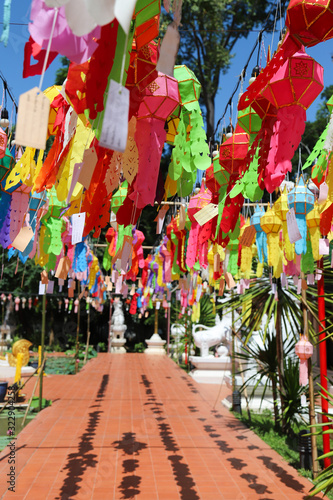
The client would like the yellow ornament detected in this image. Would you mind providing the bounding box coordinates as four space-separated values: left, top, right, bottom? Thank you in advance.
274 190 294 262
306 202 321 260
260 206 282 275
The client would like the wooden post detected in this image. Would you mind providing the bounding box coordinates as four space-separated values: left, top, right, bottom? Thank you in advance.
84 298 91 365
301 271 318 478
39 289 46 412
231 292 236 393
74 297 80 374
167 302 171 356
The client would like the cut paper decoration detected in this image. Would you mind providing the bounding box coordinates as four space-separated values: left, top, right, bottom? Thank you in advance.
23 36 58 78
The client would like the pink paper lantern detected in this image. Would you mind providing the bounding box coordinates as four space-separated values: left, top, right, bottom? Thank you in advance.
295 335 313 386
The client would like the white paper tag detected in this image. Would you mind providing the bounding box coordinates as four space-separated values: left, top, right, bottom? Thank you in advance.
39 282 46 295
71 212 86 245
301 394 307 406
286 208 302 244
307 273 315 285
297 279 302 294
156 301 161 310
281 273 286 287
120 238 132 272
196 284 202 302
15 87 50 150
100 80 129 153
318 182 329 205
319 238 330 255
115 275 123 294
47 281 54 294
194 203 218 226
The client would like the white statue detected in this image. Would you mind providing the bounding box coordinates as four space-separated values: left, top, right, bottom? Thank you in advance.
110 299 127 353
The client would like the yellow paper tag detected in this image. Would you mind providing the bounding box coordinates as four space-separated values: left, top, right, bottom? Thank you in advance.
11 226 33 252
15 87 50 150
194 203 218 226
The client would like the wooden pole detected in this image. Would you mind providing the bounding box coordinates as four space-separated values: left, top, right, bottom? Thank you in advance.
84 299 91 365
301 271 318 478
231 293 236 393
167 302 171 356
74 297 80 374
39 289 46 412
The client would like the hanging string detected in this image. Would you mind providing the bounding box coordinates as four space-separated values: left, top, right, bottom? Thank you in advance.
270 0 280 53
297 146 302 182
38 8 59 91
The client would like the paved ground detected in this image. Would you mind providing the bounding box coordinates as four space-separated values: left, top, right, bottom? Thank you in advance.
0 353 325 499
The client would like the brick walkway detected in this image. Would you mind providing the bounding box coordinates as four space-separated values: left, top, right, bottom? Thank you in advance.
0 354 325 499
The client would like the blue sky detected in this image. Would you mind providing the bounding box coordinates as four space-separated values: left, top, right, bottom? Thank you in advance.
1 3 333 127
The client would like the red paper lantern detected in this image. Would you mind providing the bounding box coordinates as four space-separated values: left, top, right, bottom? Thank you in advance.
218 124 249 176
286 0 333 48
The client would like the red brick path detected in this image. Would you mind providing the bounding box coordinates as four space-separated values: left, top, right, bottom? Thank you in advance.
0 354 325 499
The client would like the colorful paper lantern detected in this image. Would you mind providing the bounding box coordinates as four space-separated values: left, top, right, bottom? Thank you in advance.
288 176 315 255
286 0 333 48
295 335 313 386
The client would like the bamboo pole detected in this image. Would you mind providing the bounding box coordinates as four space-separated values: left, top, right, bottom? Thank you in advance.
74 296 80 374
22 358 46 428
301 271 318 479
84 299 91 365
39 288 46 412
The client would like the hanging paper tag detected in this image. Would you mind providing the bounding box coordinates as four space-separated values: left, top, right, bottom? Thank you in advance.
155 205 169 234
196 284 202 302
99 80 129 153
15 87 50 150
110 210 117 229
121 283 128 297
120 235 133 272
156 23 180 77
307 274 315 285
301 394 307 406
214 253 220 273
67 162 83 203
225 272 235 290
41 270 48 285
319 238 330 255
47 281 54 294
115 275 123 294
218 279 225 296
286 208 302 244
281 273 286 287
71 213 86 245
38 282 46 295
156 301 161 310
297 279 302 294
239 225 256 247
78 148 98 189
194 203 218 226
293 275 299 286
11 226 33 252
55 257 71 279
178 204 186 230
318 182 329 205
